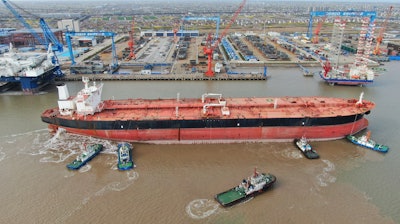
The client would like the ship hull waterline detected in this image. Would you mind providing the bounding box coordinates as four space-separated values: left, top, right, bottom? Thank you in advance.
46 118 369 144
319 73 373 86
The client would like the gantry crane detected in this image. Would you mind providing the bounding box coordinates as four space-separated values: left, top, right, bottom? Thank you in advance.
2 0 63 52
203 0 246 77
373 6 393 55
127 16 136 60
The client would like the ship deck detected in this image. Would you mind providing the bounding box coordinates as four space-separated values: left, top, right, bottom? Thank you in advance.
83 96 374 121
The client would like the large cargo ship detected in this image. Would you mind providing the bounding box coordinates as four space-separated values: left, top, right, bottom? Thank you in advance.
41 77 375 144
0 43 62 94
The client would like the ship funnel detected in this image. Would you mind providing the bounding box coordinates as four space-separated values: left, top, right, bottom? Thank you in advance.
57 84 70 100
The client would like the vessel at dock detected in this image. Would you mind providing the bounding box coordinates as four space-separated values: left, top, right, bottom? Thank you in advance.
215 168 276 207
320 60 375 86
319 17 377 86
41 77 375 143
0 43 63 94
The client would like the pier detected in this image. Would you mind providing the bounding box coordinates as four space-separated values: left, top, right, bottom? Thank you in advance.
56 73 268 81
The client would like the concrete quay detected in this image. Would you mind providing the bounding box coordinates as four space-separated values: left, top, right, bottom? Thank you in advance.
56 73 268 82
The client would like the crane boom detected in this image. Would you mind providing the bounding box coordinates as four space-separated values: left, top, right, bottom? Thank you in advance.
127 16 136 60
212 0 247 51
312 17 326 44
39 18 63 52
2 0 46 46
2 0 63 52
204 0 247 77
373 6 393 55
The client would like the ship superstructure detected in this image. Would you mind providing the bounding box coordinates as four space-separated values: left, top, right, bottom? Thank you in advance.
41 77 375 143
0 43 62 93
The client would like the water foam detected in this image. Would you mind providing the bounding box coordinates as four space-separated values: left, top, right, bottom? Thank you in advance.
55 170 139 223
0 151 5 161
78 164 92 173
315 159 337 187
186 199 219 219
276 147 303 160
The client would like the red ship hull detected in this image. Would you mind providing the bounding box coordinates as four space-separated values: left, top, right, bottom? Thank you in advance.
42 79 375 144
48 118 368 144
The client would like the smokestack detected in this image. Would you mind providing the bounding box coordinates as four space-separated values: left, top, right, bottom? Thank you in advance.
56 83 70 100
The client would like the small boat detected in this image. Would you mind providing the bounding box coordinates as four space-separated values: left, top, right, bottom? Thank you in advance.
294 136 319 159
66 144 103 170
346 131 389 153
117 142 134 170
215 168 276 207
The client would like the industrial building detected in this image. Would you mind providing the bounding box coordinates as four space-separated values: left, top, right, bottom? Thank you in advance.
0 28 64 48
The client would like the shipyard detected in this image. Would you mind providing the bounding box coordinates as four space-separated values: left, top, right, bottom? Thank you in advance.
1 0 400 92
1 1 400 224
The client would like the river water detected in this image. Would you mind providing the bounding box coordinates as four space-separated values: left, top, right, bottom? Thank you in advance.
0 63 399 223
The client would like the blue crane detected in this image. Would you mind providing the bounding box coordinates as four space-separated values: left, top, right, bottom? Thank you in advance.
2 0 63 52
65 31 118 69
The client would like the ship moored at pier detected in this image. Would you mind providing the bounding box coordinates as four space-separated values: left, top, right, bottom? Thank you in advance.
41 77 375 143
0 43 63 94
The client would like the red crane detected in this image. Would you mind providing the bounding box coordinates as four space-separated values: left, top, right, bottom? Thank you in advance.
312 17 326 44
373 6 393 55
203 0 247 77
173 21 179 44
127 16 136 60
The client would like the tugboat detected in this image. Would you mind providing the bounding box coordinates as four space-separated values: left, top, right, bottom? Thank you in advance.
294 136 320 159
215 168 276 207
66 144 103 170
347 131 389 153
117 142 134 170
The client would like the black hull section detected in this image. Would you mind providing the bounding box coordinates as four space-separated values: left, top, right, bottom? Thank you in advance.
42 113 367 130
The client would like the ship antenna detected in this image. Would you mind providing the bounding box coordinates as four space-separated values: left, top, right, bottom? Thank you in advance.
82 77 89 90
356 92 364 105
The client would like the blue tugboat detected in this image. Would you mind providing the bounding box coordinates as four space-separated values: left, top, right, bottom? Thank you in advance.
67 144 103 170
347 131 389 153
117 142 134 170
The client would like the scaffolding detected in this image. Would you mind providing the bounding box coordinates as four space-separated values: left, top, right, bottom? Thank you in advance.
330 17 346 68
354 17 375 68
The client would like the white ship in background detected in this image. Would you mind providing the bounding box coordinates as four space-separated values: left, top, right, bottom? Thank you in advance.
0 43 62 94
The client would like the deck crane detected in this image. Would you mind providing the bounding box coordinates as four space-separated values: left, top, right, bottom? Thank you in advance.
312 17 326 44
1 0 63 52
373 6 393 55
203 0 246 77
127 16 136 60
